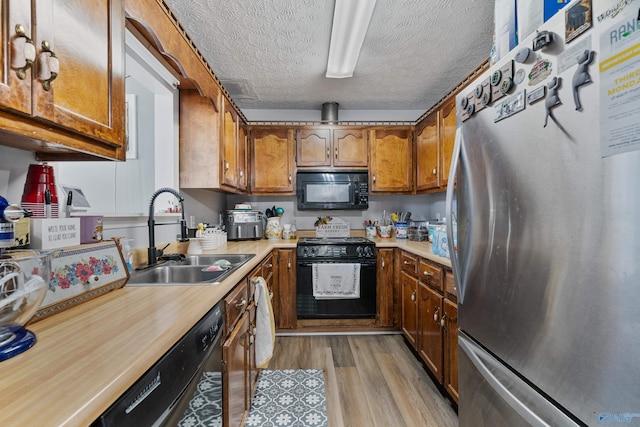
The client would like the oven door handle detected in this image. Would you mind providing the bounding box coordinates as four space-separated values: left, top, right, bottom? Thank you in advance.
298 261 376 267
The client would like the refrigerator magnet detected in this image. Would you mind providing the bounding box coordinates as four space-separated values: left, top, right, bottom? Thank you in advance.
572 50 595 111
565 0 592 44
544 77 562 128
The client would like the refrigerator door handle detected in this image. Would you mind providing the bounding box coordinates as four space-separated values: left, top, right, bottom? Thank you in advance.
459 334 579 427
446 128 466 303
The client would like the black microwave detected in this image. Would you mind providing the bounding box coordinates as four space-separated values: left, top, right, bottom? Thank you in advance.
296 171 369 210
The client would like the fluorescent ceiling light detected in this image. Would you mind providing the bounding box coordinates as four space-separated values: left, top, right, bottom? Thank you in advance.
326 0 376 79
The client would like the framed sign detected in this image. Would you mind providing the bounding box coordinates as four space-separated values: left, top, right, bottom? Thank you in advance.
30 240 129 323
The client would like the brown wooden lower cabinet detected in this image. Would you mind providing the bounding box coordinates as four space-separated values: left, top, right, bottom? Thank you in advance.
443 298 459 403
399 250 458 404
418 282 443 379
376 248 395 327
223 310 250 427
222 271 261 427
400 270 418 348
275 248 296 329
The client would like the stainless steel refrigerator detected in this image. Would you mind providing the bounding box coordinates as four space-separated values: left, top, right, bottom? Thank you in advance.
446 2 640 426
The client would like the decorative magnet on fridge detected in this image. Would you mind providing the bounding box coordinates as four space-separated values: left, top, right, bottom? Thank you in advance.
544 77 562 128
572 50 595 111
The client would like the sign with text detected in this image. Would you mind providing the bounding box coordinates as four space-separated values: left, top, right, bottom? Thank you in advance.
30 218 81 249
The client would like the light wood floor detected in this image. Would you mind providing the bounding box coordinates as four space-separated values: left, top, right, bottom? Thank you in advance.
267 334 458 427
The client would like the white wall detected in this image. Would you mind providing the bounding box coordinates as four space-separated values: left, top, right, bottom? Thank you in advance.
0 146 37 203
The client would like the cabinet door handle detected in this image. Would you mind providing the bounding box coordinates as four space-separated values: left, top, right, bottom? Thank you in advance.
39 40 59 91
432 167 437 176
288 174 292 183
335 147 338 159
13 24 36 80
327 148 330 159
287 258 291 270
235 299 247 309
423 270 433 277
373 175 376 184
441 313 447 328
239 170 243 178
224 161 229 171
267 263 273 268
411 290 416 302
382 259 385 269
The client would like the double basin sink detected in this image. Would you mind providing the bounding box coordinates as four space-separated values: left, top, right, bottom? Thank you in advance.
126 254 255 286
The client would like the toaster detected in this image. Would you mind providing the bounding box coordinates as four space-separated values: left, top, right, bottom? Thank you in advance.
225 210 264 241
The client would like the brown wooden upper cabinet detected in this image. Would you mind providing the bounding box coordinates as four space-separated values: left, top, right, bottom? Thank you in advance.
222 98 238 189
237 124 248 192
439 97 457 189
0 0 125 160
369 127 413 193
415 113 440 191
221 96 249 192
296 126 368 168
415 97 457 192
179 90 221 189
250 126 295 194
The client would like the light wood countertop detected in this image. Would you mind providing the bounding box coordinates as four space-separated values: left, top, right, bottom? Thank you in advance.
0 237 448 426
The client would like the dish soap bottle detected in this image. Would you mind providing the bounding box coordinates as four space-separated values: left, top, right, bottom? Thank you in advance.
122 239 134 273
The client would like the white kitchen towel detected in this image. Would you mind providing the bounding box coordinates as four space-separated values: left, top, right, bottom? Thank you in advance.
254 277 275 369
312 263 361 299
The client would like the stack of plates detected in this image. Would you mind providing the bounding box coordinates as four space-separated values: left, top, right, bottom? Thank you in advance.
199 234 220 250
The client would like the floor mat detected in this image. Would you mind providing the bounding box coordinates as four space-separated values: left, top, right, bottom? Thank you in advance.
177 371 222 427
245 369 328 427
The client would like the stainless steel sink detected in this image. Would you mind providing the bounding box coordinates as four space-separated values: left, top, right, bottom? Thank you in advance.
181 254 255 266
126 254 255 286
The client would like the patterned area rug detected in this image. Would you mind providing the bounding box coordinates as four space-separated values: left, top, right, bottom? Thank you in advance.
245 369 328 427
177 371 223 427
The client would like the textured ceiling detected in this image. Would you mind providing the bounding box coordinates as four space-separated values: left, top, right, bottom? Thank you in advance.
163 0 495 113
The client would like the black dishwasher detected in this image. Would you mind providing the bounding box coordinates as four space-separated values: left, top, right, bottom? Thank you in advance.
93 303 224 427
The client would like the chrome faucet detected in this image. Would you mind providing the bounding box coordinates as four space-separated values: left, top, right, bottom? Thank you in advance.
147 187 189 267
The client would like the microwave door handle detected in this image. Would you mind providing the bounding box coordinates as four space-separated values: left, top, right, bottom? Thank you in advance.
254 224 260 237
237 225 242 239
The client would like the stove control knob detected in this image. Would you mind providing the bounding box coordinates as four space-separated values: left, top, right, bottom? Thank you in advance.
356 246 363 257
364 246 373 257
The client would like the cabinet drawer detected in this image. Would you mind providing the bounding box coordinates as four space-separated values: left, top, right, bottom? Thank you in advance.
419 259 443 292
224 282 249 335
444 269 457 301
400 251 419 277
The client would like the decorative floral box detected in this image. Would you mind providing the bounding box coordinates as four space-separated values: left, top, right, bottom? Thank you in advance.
31 240 129 323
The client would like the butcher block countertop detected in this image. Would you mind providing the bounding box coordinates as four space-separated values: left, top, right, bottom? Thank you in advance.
0 237 448 426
